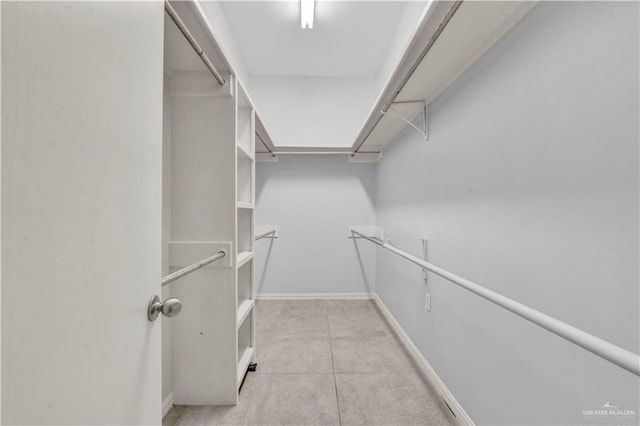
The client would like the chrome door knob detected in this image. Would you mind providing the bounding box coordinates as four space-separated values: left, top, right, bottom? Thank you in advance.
147 295 183 321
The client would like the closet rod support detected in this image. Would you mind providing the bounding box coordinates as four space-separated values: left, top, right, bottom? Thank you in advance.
256 132 276 157
381 103 428 140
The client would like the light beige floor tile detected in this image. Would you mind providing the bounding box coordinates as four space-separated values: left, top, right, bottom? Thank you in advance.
201 373 257 425
163 374 258 426
168 300 448 426
261 337 334 373
255 305 280 367
254 333 276 370
200 404 248 426
332 336 414 373
162 405 213 426
325 299 378 316
243 374 340 425
280 300 329 316
255 300 284 324
162 402 248 426
276 313 330 338
328 313 391 338
335 373 455 425
255 300 287 313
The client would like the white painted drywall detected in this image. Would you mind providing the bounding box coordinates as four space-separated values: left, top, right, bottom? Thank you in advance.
249 76 377 148
374 0 429 94
198 0 251 90
255 155 376 295
374 2 639 424
1 2 164 423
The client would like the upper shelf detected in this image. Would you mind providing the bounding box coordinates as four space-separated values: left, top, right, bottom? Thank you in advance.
164 1 231 77
165 0 275 147
255 111 276 157
351 0 537 155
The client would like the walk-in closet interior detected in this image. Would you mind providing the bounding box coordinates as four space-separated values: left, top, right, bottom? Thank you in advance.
1 0 638 425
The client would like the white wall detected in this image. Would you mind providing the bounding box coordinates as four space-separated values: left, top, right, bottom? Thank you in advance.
255 155 376 295
375 2 639 424
249 76 377 148
374 0 429 94
198 0 251 90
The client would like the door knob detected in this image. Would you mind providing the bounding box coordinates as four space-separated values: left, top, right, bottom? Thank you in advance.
147 295 182 321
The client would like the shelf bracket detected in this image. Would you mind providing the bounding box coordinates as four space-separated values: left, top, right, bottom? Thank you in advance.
381 102 428 141
386 237 430 312
385 238 429 281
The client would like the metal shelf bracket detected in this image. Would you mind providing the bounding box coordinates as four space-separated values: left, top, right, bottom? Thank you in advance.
381 102 428 141
385 238 429 282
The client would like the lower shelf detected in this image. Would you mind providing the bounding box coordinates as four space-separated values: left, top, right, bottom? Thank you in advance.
237 299 254 328
237 346 254 388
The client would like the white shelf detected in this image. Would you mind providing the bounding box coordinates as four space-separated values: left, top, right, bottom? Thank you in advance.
237 201 254 209
237 208 253 253
237 299 254 329
350 1 536 155
237 144 254 161
237 346 254 387
237 157 253 205
237 251 254 268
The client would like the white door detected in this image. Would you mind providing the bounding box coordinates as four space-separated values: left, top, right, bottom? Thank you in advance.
2 2 164 424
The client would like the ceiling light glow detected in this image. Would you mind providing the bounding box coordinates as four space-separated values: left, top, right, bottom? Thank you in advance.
301 0 315 29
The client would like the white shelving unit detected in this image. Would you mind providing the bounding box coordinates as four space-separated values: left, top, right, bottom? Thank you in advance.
235 81 256 388
162 0 261 407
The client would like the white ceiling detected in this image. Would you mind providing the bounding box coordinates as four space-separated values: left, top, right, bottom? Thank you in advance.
217 1 410 77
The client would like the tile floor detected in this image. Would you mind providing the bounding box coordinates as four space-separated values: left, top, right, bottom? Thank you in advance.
163 299 455 426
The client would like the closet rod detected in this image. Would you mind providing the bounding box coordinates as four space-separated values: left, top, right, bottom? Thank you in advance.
274 151 352 155
351 230 640 377
161 251 226 287
255 229 276 241
351 0 463 154
164 1 226 86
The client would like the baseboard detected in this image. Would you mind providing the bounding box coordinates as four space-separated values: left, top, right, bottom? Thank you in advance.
162 392 174 418
373 295 474 426
256 292 374 300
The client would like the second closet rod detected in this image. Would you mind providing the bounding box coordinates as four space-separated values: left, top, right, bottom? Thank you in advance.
161 251 226 287
164 1 226 86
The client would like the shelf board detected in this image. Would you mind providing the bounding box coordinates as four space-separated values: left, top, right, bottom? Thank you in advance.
237 299 255 329
237 144 254 161
237 346 255 387
237 201 254 209
236 251 254 268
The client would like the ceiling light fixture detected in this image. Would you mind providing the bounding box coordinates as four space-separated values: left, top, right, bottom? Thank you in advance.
301 0 315 29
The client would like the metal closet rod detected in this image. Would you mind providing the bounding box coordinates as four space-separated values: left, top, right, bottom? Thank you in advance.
161 251 226 287
350 230 640 377
255 229 277 241
352 0 463 154
164 1 226 86
273 151 353 155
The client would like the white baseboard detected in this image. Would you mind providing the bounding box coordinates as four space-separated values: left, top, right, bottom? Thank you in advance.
373 295 474 426
162 392 174 418
256 292 374 300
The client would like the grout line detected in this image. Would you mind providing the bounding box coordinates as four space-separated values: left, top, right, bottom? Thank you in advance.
327 309 343 426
